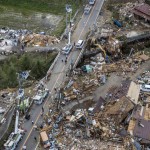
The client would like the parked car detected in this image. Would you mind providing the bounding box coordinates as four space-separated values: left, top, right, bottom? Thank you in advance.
25 113 30 120
62 44 73 54
76 40 84 49
140 84 150 92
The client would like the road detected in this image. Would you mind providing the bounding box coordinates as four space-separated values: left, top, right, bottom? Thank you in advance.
16 0 104 149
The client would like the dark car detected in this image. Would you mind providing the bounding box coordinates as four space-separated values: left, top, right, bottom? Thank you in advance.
25 114 30 120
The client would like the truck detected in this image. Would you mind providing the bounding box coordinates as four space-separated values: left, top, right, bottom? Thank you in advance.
33 88 49 105
40 131 50 148
84 4 92 15
89 0 96 5
4 130 24 150
4 111 25 150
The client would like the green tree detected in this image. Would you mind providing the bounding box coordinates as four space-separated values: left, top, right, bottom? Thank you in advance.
19 54 31 71
7 63 17 87
31 60 44 79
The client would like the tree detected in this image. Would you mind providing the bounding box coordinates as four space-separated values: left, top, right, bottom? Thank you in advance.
7 63 17 87
31 60 44 79
19 54 31 71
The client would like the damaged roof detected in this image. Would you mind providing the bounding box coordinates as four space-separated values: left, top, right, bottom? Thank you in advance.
105 96 134 123
126 81 140 104
134 119 150 144
132 3 150 21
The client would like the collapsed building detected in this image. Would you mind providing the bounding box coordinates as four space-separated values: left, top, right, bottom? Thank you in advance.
131 3 150 23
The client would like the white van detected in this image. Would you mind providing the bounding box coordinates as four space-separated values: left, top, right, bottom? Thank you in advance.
33 95 43 105
76 40 84 49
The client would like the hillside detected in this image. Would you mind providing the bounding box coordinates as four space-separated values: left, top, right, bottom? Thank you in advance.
0 0 82 35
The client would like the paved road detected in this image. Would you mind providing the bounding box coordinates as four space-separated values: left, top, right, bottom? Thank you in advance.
16 0 104 149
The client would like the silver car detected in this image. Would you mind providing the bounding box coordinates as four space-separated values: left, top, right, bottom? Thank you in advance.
62 44 73 54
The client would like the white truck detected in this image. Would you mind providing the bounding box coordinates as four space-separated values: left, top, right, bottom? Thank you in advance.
89 0 96 5
4 111 25 150
4 130 24 150
84 4 92 15
33 88 49 105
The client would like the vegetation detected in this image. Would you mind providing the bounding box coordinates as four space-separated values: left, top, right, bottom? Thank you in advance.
0 0 85 36
0 52 57 89
0 0 84 15
52 18 66 37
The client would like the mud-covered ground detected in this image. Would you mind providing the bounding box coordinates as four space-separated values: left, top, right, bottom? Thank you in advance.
0 10 63 35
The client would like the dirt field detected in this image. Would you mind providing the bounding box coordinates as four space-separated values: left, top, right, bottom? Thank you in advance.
0 11 62 35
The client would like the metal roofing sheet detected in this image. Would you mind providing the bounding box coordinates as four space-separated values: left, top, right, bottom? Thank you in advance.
134 4 150 16
133 119 150 143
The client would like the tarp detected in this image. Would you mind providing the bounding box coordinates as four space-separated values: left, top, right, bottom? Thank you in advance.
82 65 93 73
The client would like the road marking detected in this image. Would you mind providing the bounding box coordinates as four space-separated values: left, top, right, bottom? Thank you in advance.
21 1 100 149
73 0 99 67
21 64 65 149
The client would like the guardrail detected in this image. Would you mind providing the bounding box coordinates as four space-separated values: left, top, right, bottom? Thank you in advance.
44 51 61 81
73 0 104 69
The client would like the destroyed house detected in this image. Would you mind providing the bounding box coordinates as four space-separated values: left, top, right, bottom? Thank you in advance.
131 3 150 23
105 96 134 123
128 105 150 144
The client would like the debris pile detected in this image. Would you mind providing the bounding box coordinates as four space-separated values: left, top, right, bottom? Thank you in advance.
36 60 150 149
20 34 60 47
0 90 15 121
0 27 60 55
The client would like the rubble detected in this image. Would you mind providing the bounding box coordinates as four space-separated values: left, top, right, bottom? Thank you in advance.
37 59 150 149
0 28 60 55
20 33 60 47
0 90 15 121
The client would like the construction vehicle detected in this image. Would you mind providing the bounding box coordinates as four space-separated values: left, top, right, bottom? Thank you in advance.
4 110 25 150
62 7 73 55
88 37 106 58
89 0 96 5
84 4 92 15
94 44 106 58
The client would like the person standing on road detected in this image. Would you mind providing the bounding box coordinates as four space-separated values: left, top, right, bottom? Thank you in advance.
42 106 44 113
34 137 37 141
65 59 67 64
32 120 34 124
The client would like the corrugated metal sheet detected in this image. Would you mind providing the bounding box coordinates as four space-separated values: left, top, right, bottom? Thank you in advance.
131 3 150 20
135 4 150 16
133 119 150 144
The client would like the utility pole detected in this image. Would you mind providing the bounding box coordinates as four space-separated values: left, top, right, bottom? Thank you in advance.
66 4 72 45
